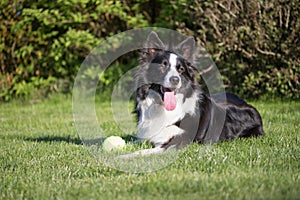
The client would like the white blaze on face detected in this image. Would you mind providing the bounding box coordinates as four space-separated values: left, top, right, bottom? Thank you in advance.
169 53 178 69
164 53 181 88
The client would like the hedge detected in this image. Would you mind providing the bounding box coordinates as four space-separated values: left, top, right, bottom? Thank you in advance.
0 0 299 101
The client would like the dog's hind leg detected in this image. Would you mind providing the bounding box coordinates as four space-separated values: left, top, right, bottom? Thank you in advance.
238 125 264 138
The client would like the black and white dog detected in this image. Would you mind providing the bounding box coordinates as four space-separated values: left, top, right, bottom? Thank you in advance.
122 32 264 157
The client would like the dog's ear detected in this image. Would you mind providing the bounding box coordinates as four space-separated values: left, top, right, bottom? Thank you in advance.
176 37 196 62
144 31 165 56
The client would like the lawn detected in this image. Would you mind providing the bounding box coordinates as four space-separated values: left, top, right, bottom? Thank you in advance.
1 96 299 199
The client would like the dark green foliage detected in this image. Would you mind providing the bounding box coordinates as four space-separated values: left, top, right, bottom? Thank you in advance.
0 0 147 100
154 0 300 99
0 0 299 101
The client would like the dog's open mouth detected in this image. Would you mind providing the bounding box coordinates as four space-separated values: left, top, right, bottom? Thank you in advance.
160 86 176 94
160 86 177 111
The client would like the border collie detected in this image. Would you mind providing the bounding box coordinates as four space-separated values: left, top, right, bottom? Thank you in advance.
121 32 264 157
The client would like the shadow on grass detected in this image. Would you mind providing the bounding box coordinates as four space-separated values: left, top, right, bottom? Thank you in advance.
25 135 83 145
24 134 139 146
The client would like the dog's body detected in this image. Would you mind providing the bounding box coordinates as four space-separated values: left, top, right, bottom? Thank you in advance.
122 32 264 157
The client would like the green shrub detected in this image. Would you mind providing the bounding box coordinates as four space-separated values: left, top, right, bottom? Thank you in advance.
0 0 299 101
153 0 300 99
0 0 147 101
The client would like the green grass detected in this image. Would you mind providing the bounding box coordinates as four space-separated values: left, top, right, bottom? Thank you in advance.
1 96 299 199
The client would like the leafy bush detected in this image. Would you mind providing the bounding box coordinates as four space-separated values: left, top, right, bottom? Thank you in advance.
153 0 300 99
0 0 299 101
0 0 147 101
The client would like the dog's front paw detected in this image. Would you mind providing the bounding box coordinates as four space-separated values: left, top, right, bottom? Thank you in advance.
117 147 165 159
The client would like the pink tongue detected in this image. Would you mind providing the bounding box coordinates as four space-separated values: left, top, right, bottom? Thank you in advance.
164 91 176 111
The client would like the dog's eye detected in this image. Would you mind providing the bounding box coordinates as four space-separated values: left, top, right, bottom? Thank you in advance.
162 60 168 67
177 64 185 73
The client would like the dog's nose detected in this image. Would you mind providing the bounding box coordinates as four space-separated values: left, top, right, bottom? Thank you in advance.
169 76 180 85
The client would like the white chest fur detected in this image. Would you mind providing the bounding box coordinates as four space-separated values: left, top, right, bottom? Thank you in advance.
137 90 198 146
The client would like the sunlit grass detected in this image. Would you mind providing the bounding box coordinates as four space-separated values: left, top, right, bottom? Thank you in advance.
1 96 299 199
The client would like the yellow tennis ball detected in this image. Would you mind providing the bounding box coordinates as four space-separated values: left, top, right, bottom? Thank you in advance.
102 136 125 152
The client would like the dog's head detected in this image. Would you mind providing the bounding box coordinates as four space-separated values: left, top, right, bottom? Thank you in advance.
136 32 199 110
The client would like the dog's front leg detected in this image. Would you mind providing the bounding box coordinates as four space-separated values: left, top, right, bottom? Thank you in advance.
117 147 165 159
